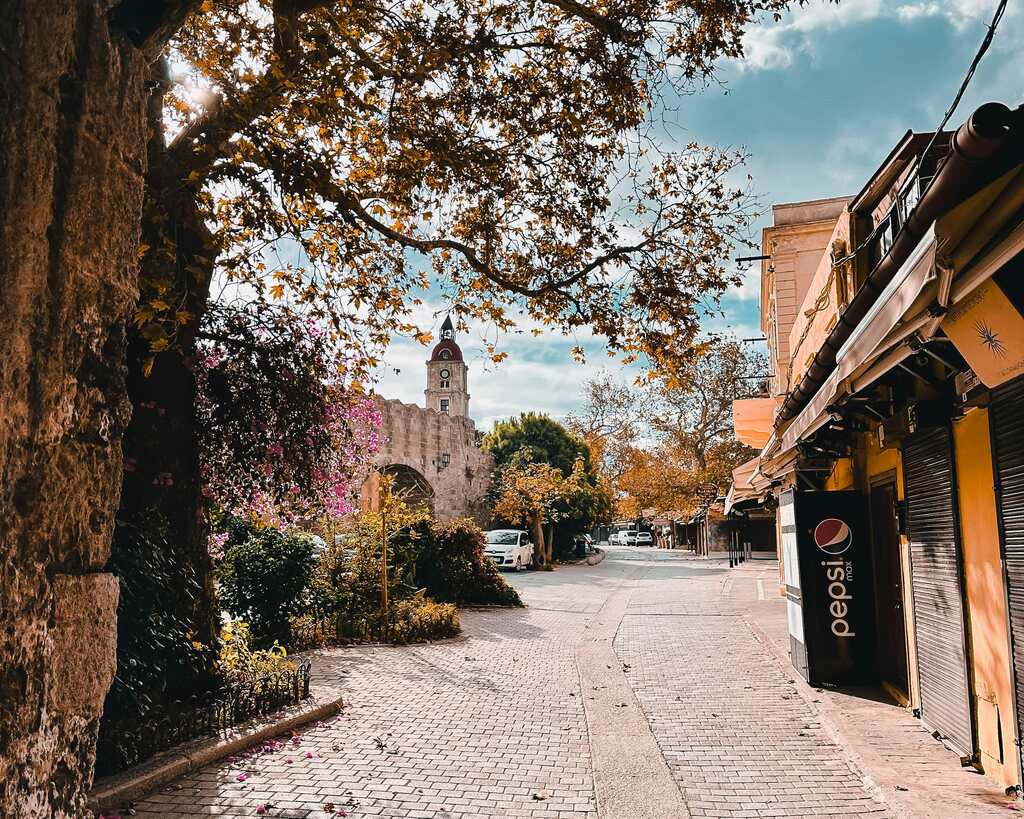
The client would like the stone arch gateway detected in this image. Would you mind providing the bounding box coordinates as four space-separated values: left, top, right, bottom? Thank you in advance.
360 318 493 522
382 463 436 513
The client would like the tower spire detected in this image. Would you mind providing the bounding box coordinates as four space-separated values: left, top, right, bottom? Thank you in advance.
440 315 454 340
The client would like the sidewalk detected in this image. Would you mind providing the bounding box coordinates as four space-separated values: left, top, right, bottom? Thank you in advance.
728 559 1012 818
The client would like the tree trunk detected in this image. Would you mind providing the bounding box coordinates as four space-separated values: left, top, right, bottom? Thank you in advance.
532 514 546 568
0 3 147 814
545 523 555 565
114 69 219 658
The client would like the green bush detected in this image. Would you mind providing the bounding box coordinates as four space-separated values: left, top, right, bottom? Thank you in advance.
217 524 317 645
406 518 523 607
97 511 216 776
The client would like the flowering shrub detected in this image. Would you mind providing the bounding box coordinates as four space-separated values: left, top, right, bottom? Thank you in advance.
196 304 382 527
387 597 460 644
217 619 297 687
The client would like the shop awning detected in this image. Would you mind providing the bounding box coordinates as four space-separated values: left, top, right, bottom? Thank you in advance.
775 165 1024 457
733 397 779 448
778 227 937 454
724 456 761 515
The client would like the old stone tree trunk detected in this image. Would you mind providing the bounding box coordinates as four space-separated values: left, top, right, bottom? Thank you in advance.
0 2 192 815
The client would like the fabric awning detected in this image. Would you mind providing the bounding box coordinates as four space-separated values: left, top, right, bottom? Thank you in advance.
733 397 779 448
724 456 761 515
778 226 937 454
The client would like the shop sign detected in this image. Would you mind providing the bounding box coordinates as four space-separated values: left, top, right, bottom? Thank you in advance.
941 278 1024 387
787 490 875 686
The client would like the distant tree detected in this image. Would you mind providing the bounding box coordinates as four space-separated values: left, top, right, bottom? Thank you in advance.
613 336 765 517
483 413 610 553
494 460 587 568
566 372 648 484
483 413 592 474
649 337 765 473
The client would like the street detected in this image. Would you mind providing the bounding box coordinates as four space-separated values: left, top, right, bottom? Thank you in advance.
130 548 986 818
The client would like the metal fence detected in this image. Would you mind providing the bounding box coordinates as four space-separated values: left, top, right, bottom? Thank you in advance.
96 660 311 777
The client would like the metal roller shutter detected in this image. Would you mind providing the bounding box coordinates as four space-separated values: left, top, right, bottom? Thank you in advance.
903 425 975 756
991 375 1024 774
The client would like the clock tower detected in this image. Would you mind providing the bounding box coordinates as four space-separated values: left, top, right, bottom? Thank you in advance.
425 316 470 418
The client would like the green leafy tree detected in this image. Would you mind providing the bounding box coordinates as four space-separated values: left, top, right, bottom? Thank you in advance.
484 414 609 556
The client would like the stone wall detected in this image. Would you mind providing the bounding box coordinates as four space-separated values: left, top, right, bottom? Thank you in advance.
0 2 156 815
363 397 493 522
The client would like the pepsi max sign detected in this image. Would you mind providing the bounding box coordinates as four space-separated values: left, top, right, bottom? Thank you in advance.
815 518 856 639
787 490 874 686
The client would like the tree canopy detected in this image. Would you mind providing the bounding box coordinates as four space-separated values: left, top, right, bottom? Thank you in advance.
143 0 803 384
574 336 766 518
483 412 593 475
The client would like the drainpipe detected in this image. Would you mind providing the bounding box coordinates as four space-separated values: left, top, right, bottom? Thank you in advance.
775 102 1017 428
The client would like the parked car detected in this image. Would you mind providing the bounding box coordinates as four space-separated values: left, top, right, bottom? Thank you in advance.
483 529 534 571
621 531 638 545
635 531 653 546
607 532 623 545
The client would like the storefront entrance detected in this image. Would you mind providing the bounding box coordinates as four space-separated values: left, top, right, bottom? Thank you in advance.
903 425 975 757
869 480 909 702
990 375 1024 785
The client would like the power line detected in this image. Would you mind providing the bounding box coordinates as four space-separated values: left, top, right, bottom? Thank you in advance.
830 0 1008 272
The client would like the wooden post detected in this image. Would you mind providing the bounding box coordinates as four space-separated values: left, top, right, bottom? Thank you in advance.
381 488 389 639
380 472 387 638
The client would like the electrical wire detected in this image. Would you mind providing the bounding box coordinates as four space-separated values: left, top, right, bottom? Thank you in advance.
829 0 1009 271
783 0 1009 392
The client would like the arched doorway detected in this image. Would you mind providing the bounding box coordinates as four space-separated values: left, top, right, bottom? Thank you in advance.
382 463 435 513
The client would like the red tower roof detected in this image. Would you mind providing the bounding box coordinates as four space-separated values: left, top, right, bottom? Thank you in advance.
430 338 463 361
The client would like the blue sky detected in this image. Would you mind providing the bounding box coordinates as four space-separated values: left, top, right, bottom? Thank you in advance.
375 0 1023 431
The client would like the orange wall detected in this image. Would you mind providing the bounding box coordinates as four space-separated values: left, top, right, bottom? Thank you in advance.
824 457 855 491
953 407 1019 787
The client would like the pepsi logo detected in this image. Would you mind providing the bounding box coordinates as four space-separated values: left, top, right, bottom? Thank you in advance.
814 518 852 555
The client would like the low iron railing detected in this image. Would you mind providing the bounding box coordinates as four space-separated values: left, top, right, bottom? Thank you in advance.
95 660 311 778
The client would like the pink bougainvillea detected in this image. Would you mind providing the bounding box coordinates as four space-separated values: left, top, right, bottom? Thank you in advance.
195 305 381 536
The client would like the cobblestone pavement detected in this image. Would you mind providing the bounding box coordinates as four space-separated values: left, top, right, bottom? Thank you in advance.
613 559 888 818
131 549 891 819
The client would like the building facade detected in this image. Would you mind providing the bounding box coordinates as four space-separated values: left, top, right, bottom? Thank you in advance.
732 101 1024 790
361 317 493 521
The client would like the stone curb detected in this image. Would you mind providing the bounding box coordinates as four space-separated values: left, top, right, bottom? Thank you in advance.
742 615 916 819
87 690 344 813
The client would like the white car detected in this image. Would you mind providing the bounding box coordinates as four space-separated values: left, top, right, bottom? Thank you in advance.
484 529 534 571
635 531 653 546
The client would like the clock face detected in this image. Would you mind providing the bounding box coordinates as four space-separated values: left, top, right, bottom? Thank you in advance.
440 368 451 379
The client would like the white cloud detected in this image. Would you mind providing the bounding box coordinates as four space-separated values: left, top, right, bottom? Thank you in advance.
738 0 1000 73
727 267 762 301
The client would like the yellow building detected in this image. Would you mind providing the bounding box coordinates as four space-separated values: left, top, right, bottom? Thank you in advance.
736 101 1024 790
